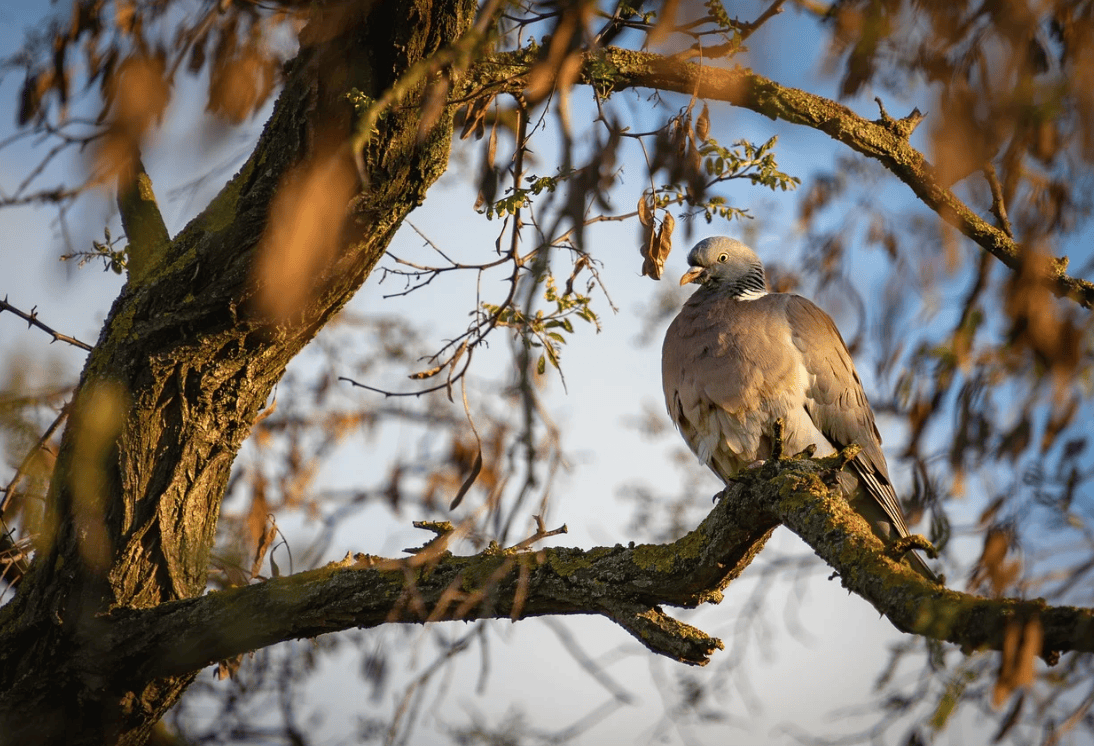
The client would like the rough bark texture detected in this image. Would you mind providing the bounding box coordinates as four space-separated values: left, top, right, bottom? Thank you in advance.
93 455 1094 677
730 458 1094 662
0 1 477 743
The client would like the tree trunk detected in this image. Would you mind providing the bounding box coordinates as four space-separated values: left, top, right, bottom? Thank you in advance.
0 2 476 743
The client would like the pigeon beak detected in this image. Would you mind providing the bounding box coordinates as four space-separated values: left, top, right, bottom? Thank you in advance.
679 266 705 286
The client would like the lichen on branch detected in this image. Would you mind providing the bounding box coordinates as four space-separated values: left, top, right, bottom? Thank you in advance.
468 47 1094 308
102 456 1094 678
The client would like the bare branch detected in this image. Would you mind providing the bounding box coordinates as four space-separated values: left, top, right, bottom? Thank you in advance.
116 157 171 284
470 49 1094 308
507 514 568 551
0 186 84 208
739 0 790 41
0 297 92 351
984 163 1014 238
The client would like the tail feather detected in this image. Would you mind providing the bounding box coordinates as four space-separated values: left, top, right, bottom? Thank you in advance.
842 474 940 584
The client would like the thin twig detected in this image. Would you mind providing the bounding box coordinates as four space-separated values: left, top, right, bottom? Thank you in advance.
507 514 568 551
0 522 32 589
448 377 484 509
1042 683 1094 746
0 297 93 351
739 0 789 41
0 186 84 208
338 352 475 398
984 163 1014 238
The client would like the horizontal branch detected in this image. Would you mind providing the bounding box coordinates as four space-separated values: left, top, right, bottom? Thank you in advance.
100 456 1093 688
105 497 775 678
735 458 1094 663
470 49 1094 309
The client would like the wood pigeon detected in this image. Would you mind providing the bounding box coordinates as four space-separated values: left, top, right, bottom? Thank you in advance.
661 236 937 581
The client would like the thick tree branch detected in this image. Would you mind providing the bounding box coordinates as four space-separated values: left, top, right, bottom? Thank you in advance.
730 456 1094 662
470 49 1094 308
106 496 774 675
95 457 1092 687
116 157 170 285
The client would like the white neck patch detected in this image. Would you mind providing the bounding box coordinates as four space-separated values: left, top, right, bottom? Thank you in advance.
735 288 768 301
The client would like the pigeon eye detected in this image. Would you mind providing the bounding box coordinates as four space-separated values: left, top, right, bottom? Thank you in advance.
718 254 728 263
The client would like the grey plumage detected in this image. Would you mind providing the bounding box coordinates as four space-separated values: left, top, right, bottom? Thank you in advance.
662 236 936 581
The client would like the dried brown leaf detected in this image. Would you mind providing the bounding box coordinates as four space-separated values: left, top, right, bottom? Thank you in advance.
486 118 498 165
476 124 499 208
115 0 136 35
1016 618 1042 687
639 224 657 279
993 618 1042 708
647 0 680 46
524 5 587 103
417 74 450 143
448 449 482 510
696 103 710 142
458 94 493 141
251 517 277 580
70 382 129 573
659 211 675 255
409 363 446 380
555 50 583 99
1005 248 1083 391
992 692 1025 742
931 84 998 189
637 194 653 227
246 474 269 552
95 55 171 183
208 45 277 123
216 655 244 680
968 527 1020 597
641 212 674 280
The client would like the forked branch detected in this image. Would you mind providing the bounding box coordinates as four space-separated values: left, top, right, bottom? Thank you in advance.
101 457 1092 687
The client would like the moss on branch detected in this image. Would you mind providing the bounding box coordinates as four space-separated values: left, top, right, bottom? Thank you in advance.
116 158 170 285
99 457 1094 684
468 48 1094 309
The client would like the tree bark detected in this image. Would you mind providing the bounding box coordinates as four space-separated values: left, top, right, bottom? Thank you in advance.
0 2 476 743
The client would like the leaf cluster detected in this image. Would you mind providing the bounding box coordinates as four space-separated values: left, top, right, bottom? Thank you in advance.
481 168 574 220
483 275 599 376
59 226 128 274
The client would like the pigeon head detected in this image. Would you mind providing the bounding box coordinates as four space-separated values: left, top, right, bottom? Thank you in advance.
679 237 768 299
